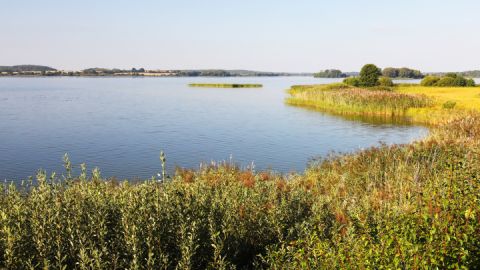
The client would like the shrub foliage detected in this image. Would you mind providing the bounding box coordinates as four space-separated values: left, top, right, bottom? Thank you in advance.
378 76 394 87
1 114 479 269
313 69 347 78
382 67 424 79
421 74 476 87
359 64 382 87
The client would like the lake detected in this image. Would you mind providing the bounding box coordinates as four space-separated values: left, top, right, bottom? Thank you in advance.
0 76 428 182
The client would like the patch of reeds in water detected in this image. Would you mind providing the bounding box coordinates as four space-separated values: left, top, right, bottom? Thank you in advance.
286 84 431 119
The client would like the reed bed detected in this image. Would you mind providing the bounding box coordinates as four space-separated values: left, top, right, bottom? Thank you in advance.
286 84 431 119
1 113 480 269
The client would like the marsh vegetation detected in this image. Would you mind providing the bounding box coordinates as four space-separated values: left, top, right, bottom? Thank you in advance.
286 84 431 119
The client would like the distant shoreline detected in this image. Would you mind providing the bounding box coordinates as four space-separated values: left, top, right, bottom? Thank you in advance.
0 65 313 77
0 73 314 78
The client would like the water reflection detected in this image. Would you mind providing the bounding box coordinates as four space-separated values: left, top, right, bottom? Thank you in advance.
0 77 428 181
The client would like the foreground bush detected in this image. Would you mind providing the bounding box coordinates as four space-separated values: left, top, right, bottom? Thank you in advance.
263 115 480 269
1 113 480 269
1 164 315 269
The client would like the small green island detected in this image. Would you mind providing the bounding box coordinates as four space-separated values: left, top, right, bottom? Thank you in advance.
188 83 263 88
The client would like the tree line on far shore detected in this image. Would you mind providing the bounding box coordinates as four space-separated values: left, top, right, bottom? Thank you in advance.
314 67 424 79
341 64 476 88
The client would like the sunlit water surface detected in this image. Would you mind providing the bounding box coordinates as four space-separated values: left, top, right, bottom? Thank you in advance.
0 77 430 181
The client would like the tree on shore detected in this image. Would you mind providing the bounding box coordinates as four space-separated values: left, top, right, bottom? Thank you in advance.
359 64 382 87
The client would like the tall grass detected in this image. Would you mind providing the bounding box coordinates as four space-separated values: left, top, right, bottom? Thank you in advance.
286 84 431 120
263 115 480 268
1 113 480 268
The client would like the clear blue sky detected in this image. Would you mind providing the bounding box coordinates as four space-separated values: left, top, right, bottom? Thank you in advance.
1 0 479 72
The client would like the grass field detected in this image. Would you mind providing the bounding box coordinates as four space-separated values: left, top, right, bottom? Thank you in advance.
287 83 480 125
393 84 480 124
188 83 263 88
396 84 480 110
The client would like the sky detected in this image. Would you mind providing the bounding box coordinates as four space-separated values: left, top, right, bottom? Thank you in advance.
1 0 479 72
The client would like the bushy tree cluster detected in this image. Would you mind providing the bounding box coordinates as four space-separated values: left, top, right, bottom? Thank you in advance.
344 64 384 87
131 68 146 73
313 69 347 78
359 64 382 87
382 67 424 79
421 73 476 87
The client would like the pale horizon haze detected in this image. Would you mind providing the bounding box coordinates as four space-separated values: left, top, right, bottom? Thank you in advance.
1 0 479 72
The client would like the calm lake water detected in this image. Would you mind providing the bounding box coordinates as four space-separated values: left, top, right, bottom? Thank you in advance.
0 77 428 182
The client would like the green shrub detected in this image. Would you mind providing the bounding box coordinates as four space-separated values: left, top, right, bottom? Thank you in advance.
264 115 480 269
378 76 394 87
435 77 456 87
442 100 457 109
420 76 440 86
421 75 475 87
466 78 476 87
445 72 458 78
453 76 467 86
358 64 382 87
343 77 360 87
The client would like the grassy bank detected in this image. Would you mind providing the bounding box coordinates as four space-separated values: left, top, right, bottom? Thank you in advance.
1 84 480 269
397 84 480 124
188 83 263 88
286 83 480 125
